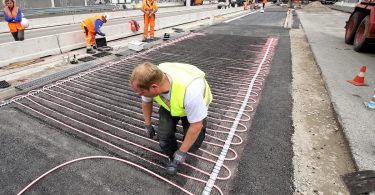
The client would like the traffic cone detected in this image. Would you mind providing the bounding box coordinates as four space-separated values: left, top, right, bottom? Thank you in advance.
366 91 375 110
348 66 367 86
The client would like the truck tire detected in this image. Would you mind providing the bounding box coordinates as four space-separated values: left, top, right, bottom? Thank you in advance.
353 16 371 52
345 12 365 44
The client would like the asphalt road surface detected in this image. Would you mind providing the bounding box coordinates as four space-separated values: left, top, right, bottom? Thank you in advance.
0 7 295 194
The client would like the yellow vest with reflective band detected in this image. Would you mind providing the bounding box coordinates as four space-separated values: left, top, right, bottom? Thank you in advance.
153 63 212 117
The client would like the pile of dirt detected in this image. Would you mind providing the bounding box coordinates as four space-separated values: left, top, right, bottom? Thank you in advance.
303 1 332 12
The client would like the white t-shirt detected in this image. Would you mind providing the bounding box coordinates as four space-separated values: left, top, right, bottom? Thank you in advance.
142 75 208 123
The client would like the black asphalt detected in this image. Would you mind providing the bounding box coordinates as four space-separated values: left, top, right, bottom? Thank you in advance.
200 7 294 194
0 6 294 195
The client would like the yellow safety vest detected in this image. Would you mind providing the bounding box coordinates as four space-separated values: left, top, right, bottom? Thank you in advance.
154 63 212 117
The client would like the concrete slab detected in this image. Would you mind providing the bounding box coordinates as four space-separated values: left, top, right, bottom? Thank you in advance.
298 10 375 170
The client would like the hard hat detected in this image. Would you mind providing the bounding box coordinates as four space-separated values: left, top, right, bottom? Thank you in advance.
21 18 29 28
103 12 109 20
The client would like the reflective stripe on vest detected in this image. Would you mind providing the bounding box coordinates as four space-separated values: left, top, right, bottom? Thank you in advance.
82 15 102 33
153 63 212 117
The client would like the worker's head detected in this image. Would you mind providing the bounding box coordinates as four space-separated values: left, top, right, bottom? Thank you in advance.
3 0 15 7
130 62 164 97
101 13 109 23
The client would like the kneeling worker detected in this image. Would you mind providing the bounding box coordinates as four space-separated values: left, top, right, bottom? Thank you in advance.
81 13 108 54
130 62 212 175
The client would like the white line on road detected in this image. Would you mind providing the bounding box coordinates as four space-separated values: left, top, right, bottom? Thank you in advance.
224 10 259 23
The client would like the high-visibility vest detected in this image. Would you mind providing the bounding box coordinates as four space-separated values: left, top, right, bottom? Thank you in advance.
81 15 102 33
141 0 158 15
4 6 24 32
154 63 212 117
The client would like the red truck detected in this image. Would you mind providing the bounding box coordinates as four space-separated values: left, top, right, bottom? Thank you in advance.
345 0 375 52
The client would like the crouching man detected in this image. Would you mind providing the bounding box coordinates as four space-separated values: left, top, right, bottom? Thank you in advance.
130 62 212 175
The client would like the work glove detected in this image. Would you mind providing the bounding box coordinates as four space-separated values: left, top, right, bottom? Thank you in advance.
166 150 187 175
145 124 155 138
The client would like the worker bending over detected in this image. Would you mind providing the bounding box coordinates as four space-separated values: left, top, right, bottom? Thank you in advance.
130 62 212 175
80 13 108 54
141 0 158 42
3 0 24 41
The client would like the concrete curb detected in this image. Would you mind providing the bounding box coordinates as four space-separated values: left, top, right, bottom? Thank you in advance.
0 7 243 68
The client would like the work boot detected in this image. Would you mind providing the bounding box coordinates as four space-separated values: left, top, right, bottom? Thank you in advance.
86 48 96 54
141 37 147 42
150 37 154 41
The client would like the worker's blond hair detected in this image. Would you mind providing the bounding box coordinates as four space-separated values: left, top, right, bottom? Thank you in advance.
3 0 15 5
130 62 164 90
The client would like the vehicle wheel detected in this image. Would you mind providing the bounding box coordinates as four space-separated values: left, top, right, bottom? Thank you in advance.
345 12 365 44
353 16 371 52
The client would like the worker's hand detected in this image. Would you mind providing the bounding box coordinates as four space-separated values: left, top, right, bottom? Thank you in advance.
145 124 155 138
166 150 187 175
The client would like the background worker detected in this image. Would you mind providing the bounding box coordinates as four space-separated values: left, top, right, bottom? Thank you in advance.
141 0 158 42
3 0 24 41
244 0 251 10
261 0 267 12
253 0 258 9
130 62 212 175
80 13 108 54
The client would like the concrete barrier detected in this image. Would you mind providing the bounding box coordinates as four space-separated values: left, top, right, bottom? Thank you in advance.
0 7 243 68
0 35 61 67
57 31 85 53
0 5 221 34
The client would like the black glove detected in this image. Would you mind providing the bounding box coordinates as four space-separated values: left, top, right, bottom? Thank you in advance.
145 124 155 138
166 150 187 175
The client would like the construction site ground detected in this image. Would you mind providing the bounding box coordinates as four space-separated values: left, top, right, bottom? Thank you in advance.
1 2 374 194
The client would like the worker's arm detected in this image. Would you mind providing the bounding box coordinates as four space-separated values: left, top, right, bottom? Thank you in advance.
94 19 105 36
152 2 158 14
141 1 147 14
166 78 208 175
179 121 203 152
142 100 155 138
13 9 22 22
142 101 153 125
3 11 13 22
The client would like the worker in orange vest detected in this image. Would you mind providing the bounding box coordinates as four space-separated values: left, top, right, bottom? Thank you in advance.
3 0 24 41
261 0 267 12
141 0 158 42
80 13 108 54
253 0 258 9
244 0 251 10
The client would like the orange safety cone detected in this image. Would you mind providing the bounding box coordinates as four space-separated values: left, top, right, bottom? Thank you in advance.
348 66 367 86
